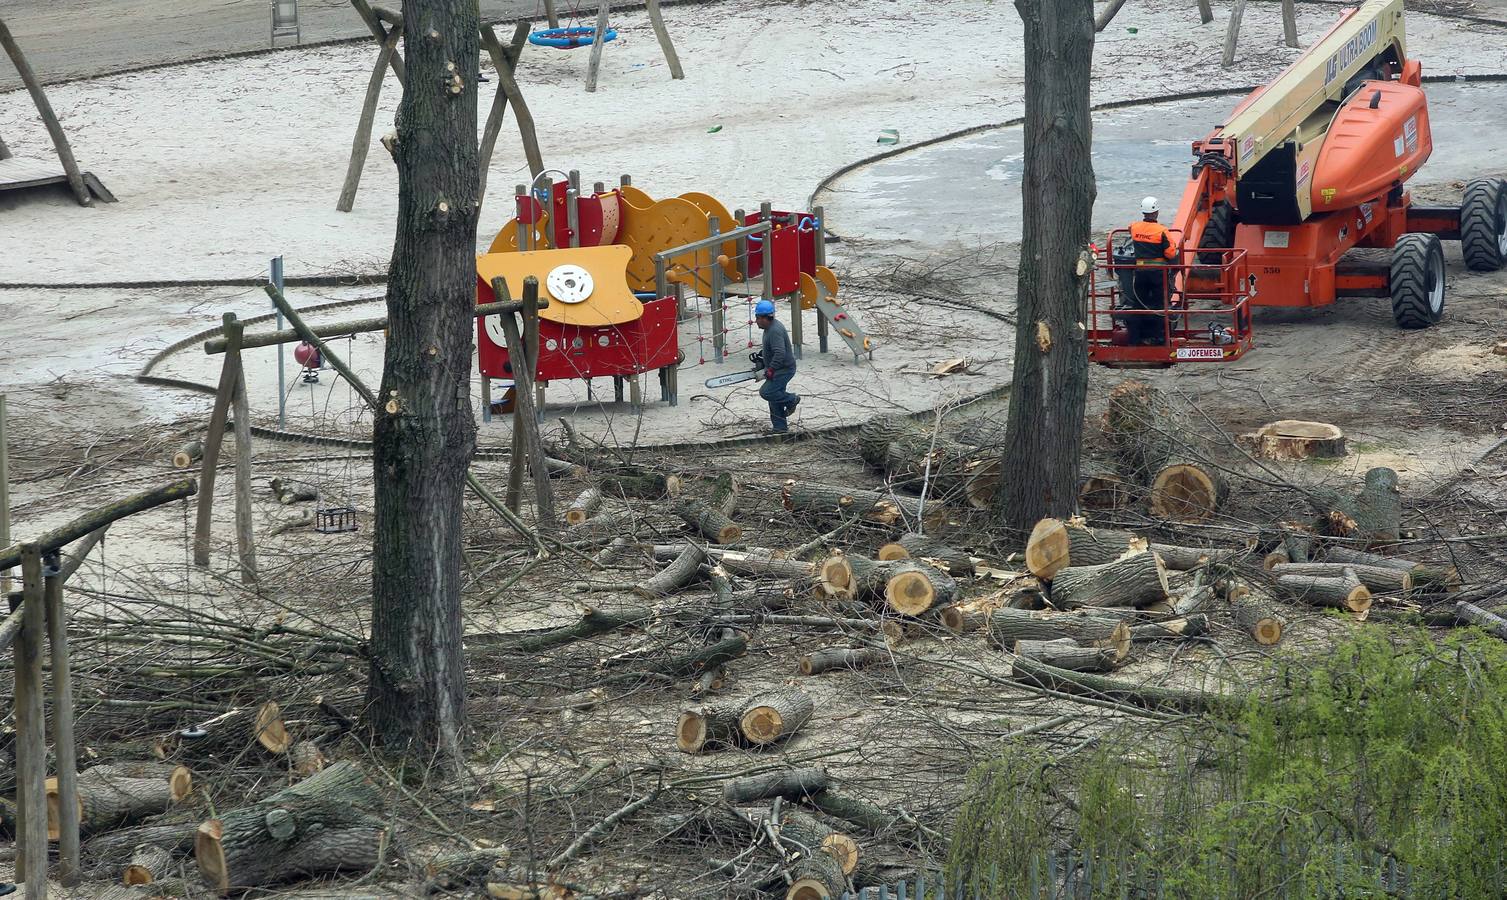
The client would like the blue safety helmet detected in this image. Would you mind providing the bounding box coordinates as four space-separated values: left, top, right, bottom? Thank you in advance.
754 300 776 317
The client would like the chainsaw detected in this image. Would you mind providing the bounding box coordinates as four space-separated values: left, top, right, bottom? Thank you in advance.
704 352 768 390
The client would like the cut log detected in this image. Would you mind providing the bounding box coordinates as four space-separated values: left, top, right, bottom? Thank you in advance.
785 850 848 900
783 479 945 528
48 763 193 837
1103 379 1175 483
1079 467 1135 510
1244 420 1347 460
1148 460 1228 524
1149 543 1240 571
778 809 859 876
289 741 326 777
799 790 901 836
1048 552 1169 609
676 705 743 753
123 843 173 885
157 701 289 760
816 552 894 601
856 415 919 469
495 603 651 653
1232 598 1285 645
194 761 383 895
564 509 636 544
888 532 975 576
721 767 829 803
799 646 888 675
598 470 682 500
173 441 204 469
1270 562 1412 594
876 540 908 561
739 688 814 746
1274 569 1371 614
1311 467 1401 545
634 543 708 598
422 846 513 894
1455 601 1507 641
1010 657 1237 714
883 562 957 616
564 487 602 525
1013 638 1122 672
964 457 1001 509
1127 614 1210 642
676 499 742 544
83 822 200 869
1025 517 1141 580
940 585 1043 633
986 608 1131 659
1322 546 1459 589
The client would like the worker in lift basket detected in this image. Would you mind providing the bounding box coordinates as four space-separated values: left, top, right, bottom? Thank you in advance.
1125 196 1178 345
752 299 799 434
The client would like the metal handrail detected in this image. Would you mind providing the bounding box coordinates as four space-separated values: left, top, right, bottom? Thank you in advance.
653 220 770 261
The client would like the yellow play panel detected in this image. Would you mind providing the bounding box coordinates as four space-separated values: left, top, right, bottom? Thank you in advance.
476 245 642 327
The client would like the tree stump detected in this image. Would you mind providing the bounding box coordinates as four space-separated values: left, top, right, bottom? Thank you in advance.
1244 420 1347 460
883 562 957 616
739 689 814 746
1048 551 1170 609
1148 460 1227 523
1025 517 1141 579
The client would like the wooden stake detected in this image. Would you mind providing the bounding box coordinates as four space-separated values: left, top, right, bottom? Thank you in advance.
1197 0 1213 24
1222 0 1248 67
337 24 399 212
584 0 611 93
16 545 48 895
542 0 559 27
494 278 555 531
349 0 406 82
194 314 244 568
44 563 81 885
0 17 91 206
479 22 544 203
0 394 9 595
226 317 258 584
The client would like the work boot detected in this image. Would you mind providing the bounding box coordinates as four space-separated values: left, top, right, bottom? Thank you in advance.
785 395 800 415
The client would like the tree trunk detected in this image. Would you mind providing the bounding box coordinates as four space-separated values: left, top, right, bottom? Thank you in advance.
739 688 814 746
994 0 1095 537
1048 551 1169 608
676 499 742 544
1270 562 1412 593
940 583 1045 632
799 791 901 836
1011 657 1236 714
157 702 290 760
366 0 481 758
82 823 200 872
495 603 651 653
986 608 1130 658
856 416 989 503
1013 637 1121 671
1322 546 1458 589
1078 467 1134 510
884 562 957 616
1025 517 1141 579
676 705 743 753
721 767 829 803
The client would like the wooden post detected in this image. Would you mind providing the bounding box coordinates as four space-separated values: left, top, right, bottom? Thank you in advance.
15 545 48 896
1282 0 1298 48
227 316 259 585
494 278 555 532
644 0 684 79
338 24 400 212
543 0 559 27
0 394 10 595
264 286 378 408
1094 0 1130 31
349 0 405 81
813 205 829 354
0 17 91 207
479 23 543 202
1222 0 1248 66
43 558 80 885
0 131 12 160
1197 0 1213 24
194 314 244 567
584 0 611 93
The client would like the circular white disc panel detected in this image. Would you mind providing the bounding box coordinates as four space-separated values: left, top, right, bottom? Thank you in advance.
547 264 594 304
484 315 506 348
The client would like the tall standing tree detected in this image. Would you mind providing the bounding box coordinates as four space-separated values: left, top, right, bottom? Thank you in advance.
995 0 1097 538
366 0 480 758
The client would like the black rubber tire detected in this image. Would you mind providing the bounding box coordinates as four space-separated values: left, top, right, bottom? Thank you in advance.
1460 178 1507 272
1196 201 1236 266
1389 233 1445 329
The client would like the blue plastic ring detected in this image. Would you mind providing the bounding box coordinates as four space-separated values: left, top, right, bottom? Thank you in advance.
529 26 619 49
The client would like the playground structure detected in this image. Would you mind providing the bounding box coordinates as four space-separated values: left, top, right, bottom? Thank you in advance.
1087 0 1507 367
338 0 545 212
476 171 873 411
0 17 114 206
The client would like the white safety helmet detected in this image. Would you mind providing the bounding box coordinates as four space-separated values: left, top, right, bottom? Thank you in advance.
1140 196 1160 215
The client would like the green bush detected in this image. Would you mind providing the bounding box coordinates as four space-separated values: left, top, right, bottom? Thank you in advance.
947 628 1507 898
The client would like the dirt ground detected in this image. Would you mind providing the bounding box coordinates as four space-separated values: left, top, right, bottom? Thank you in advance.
1 0 1506 896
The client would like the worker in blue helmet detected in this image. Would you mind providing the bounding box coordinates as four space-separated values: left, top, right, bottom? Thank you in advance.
751 299 799 434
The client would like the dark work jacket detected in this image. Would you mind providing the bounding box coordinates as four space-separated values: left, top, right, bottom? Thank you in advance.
761 318 796 376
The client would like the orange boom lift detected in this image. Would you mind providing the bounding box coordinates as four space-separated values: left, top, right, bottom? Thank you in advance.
1088 0 1507 366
